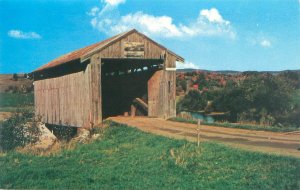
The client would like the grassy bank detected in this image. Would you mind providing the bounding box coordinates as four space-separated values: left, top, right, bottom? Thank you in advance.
169 117 299 132
0 93 34 112
1 122 299 189
0 93 34 107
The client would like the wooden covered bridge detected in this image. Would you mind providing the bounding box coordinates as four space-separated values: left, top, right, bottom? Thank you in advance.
31 29 184 128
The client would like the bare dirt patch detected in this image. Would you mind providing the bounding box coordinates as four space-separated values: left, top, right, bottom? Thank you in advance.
0 112 13 121
109 116 300 158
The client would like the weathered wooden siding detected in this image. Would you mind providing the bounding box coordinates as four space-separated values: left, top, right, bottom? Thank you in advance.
164 53 177 118
34 65 92 127
148 70 164 117
99 32 165 59
89 55 102 125
147 53 177 118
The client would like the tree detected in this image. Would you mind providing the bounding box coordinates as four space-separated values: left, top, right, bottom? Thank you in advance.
278 71 300 89
177 90 207 113
178 79 187 91
241 74 293 117
212 87 248 122
12 73 18 81
196 73 206 90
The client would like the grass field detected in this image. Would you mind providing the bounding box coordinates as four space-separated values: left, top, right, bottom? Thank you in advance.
169 117 299 132
0 93 34 112
0 122 299 189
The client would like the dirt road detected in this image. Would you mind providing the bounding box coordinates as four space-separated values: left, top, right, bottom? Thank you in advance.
109 116 300 158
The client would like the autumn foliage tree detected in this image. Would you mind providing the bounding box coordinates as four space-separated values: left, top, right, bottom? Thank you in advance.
177 72 298 127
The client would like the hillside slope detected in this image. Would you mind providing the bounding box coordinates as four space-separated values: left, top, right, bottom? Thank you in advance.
0 123 299 189
0 74 33 93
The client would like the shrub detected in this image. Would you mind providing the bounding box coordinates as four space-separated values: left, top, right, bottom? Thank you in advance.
12 73 18 81
0 109 40 151
178 79 187 91
177 90 207 112
276 106 300 128
6 85 18 93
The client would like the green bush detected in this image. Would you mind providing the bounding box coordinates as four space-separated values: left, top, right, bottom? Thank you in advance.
177 90 207 112
0 109 40 151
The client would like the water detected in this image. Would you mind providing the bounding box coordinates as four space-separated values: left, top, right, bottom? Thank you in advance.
181 111 215 123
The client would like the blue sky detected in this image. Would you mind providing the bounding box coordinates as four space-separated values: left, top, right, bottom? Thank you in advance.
0 0 300 73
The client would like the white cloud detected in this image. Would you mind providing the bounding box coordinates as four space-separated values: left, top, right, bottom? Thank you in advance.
107 12 182 37
8 30 41 39
87 7 99 16
200 8 230 25
183 8 235 38
103 0 126 7
88 2 235 39
247 35 273 48
260 39 271 47
97 0 125 16
176 61 200 69
248 34 272 48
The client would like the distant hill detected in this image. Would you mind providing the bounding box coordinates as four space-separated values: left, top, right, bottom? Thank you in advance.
0 74 33 93
177 69 241 75
177 68 300 75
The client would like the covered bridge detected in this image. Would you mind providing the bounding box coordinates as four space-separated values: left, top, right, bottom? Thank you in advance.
31 29 184 128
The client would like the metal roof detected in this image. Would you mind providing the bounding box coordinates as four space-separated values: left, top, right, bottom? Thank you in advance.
33 29 184 73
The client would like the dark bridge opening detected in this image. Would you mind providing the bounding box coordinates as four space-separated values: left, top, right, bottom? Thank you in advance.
101 58 163 119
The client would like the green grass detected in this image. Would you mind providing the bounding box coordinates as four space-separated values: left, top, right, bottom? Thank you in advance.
169 117 299 132
0 93 34 111
0 122 299 189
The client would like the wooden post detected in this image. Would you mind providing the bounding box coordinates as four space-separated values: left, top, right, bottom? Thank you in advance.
197 119 201 146
131 104 136 117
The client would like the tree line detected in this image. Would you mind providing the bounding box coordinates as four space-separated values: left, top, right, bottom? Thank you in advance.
177 71 300 128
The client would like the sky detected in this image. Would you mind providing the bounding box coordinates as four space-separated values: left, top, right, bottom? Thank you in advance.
0 0 300 73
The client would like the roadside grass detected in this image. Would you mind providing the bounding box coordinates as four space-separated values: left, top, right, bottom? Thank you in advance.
0 122 299 189
169 117 299 132
0 93 34 112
